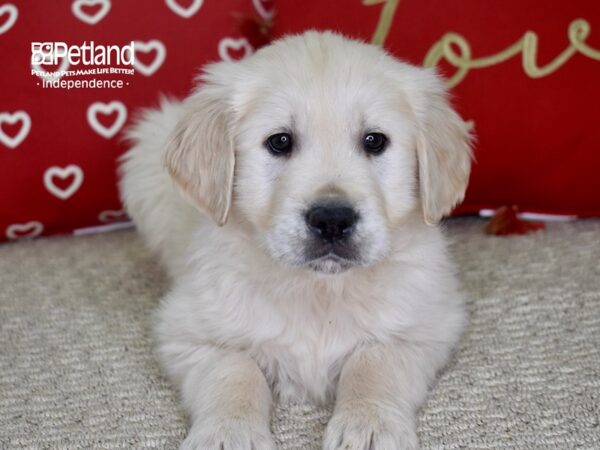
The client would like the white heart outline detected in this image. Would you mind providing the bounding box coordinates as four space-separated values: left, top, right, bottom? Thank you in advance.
0 3 18 35
0 111 31 149
31 49 70 82
98 209 128 223
6 221 43 240
252 0 273 20
218 37 254 62
130 40 167 77
71 0 111 25
87 101 127 139
165 0 202 18
43 165 84 200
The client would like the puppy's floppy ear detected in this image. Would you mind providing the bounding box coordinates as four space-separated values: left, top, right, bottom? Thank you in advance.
412 69 473 225
164 66 234 226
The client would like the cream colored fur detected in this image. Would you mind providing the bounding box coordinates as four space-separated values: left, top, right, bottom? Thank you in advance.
119 31 472 450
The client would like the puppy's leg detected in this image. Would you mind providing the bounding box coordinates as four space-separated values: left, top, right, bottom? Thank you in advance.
163 345 275 450
324 343 450 450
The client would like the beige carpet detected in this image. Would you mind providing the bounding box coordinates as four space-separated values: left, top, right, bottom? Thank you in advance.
1 218 599 449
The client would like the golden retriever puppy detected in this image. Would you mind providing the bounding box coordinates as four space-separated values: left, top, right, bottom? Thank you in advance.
120 31 471 450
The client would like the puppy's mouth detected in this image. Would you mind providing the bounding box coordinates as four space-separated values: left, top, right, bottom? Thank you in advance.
304 243 361 274
306 254 356 275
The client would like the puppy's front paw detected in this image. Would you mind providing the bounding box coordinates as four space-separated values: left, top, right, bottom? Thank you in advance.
323 404 417 450
180 417 276 450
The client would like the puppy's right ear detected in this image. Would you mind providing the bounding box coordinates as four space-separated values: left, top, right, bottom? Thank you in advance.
164 70 234 226
411 68 473 225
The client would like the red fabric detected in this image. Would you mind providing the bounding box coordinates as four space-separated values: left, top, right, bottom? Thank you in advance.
2 1 599 243
273 0 600 217
484 206 546 236
1 0 269 241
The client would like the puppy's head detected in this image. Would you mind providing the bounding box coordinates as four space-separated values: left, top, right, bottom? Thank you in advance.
165 32 472 274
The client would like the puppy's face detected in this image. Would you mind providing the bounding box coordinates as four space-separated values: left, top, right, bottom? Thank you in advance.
233 55 417 274
165 32 471 275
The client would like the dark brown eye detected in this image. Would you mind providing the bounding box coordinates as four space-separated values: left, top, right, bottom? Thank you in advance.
265 133 293 155
363 132 388 155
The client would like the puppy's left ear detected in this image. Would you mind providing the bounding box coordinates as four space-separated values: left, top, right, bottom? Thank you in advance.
413 69 473 225
164 64 235 226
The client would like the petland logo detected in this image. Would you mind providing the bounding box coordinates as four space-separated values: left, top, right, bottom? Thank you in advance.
31 41 135 66
31 41 135 89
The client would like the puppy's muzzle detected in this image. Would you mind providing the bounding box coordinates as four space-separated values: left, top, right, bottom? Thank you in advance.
305 203 358 243
303 201 360 273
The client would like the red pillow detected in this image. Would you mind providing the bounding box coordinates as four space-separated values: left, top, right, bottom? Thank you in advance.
273 0 600 217
0 0 270 242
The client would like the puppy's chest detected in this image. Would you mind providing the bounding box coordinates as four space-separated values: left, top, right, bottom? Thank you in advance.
249 298 377 403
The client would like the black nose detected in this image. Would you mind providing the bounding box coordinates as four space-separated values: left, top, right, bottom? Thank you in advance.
306 204 358 243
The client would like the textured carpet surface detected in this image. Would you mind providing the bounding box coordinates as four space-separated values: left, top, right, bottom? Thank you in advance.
1 218 599 449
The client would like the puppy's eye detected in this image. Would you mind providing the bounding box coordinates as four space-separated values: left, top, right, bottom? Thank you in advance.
265 133 293 155
363 132 388 155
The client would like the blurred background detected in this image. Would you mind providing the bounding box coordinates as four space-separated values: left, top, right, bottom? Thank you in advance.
1 0 599 240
